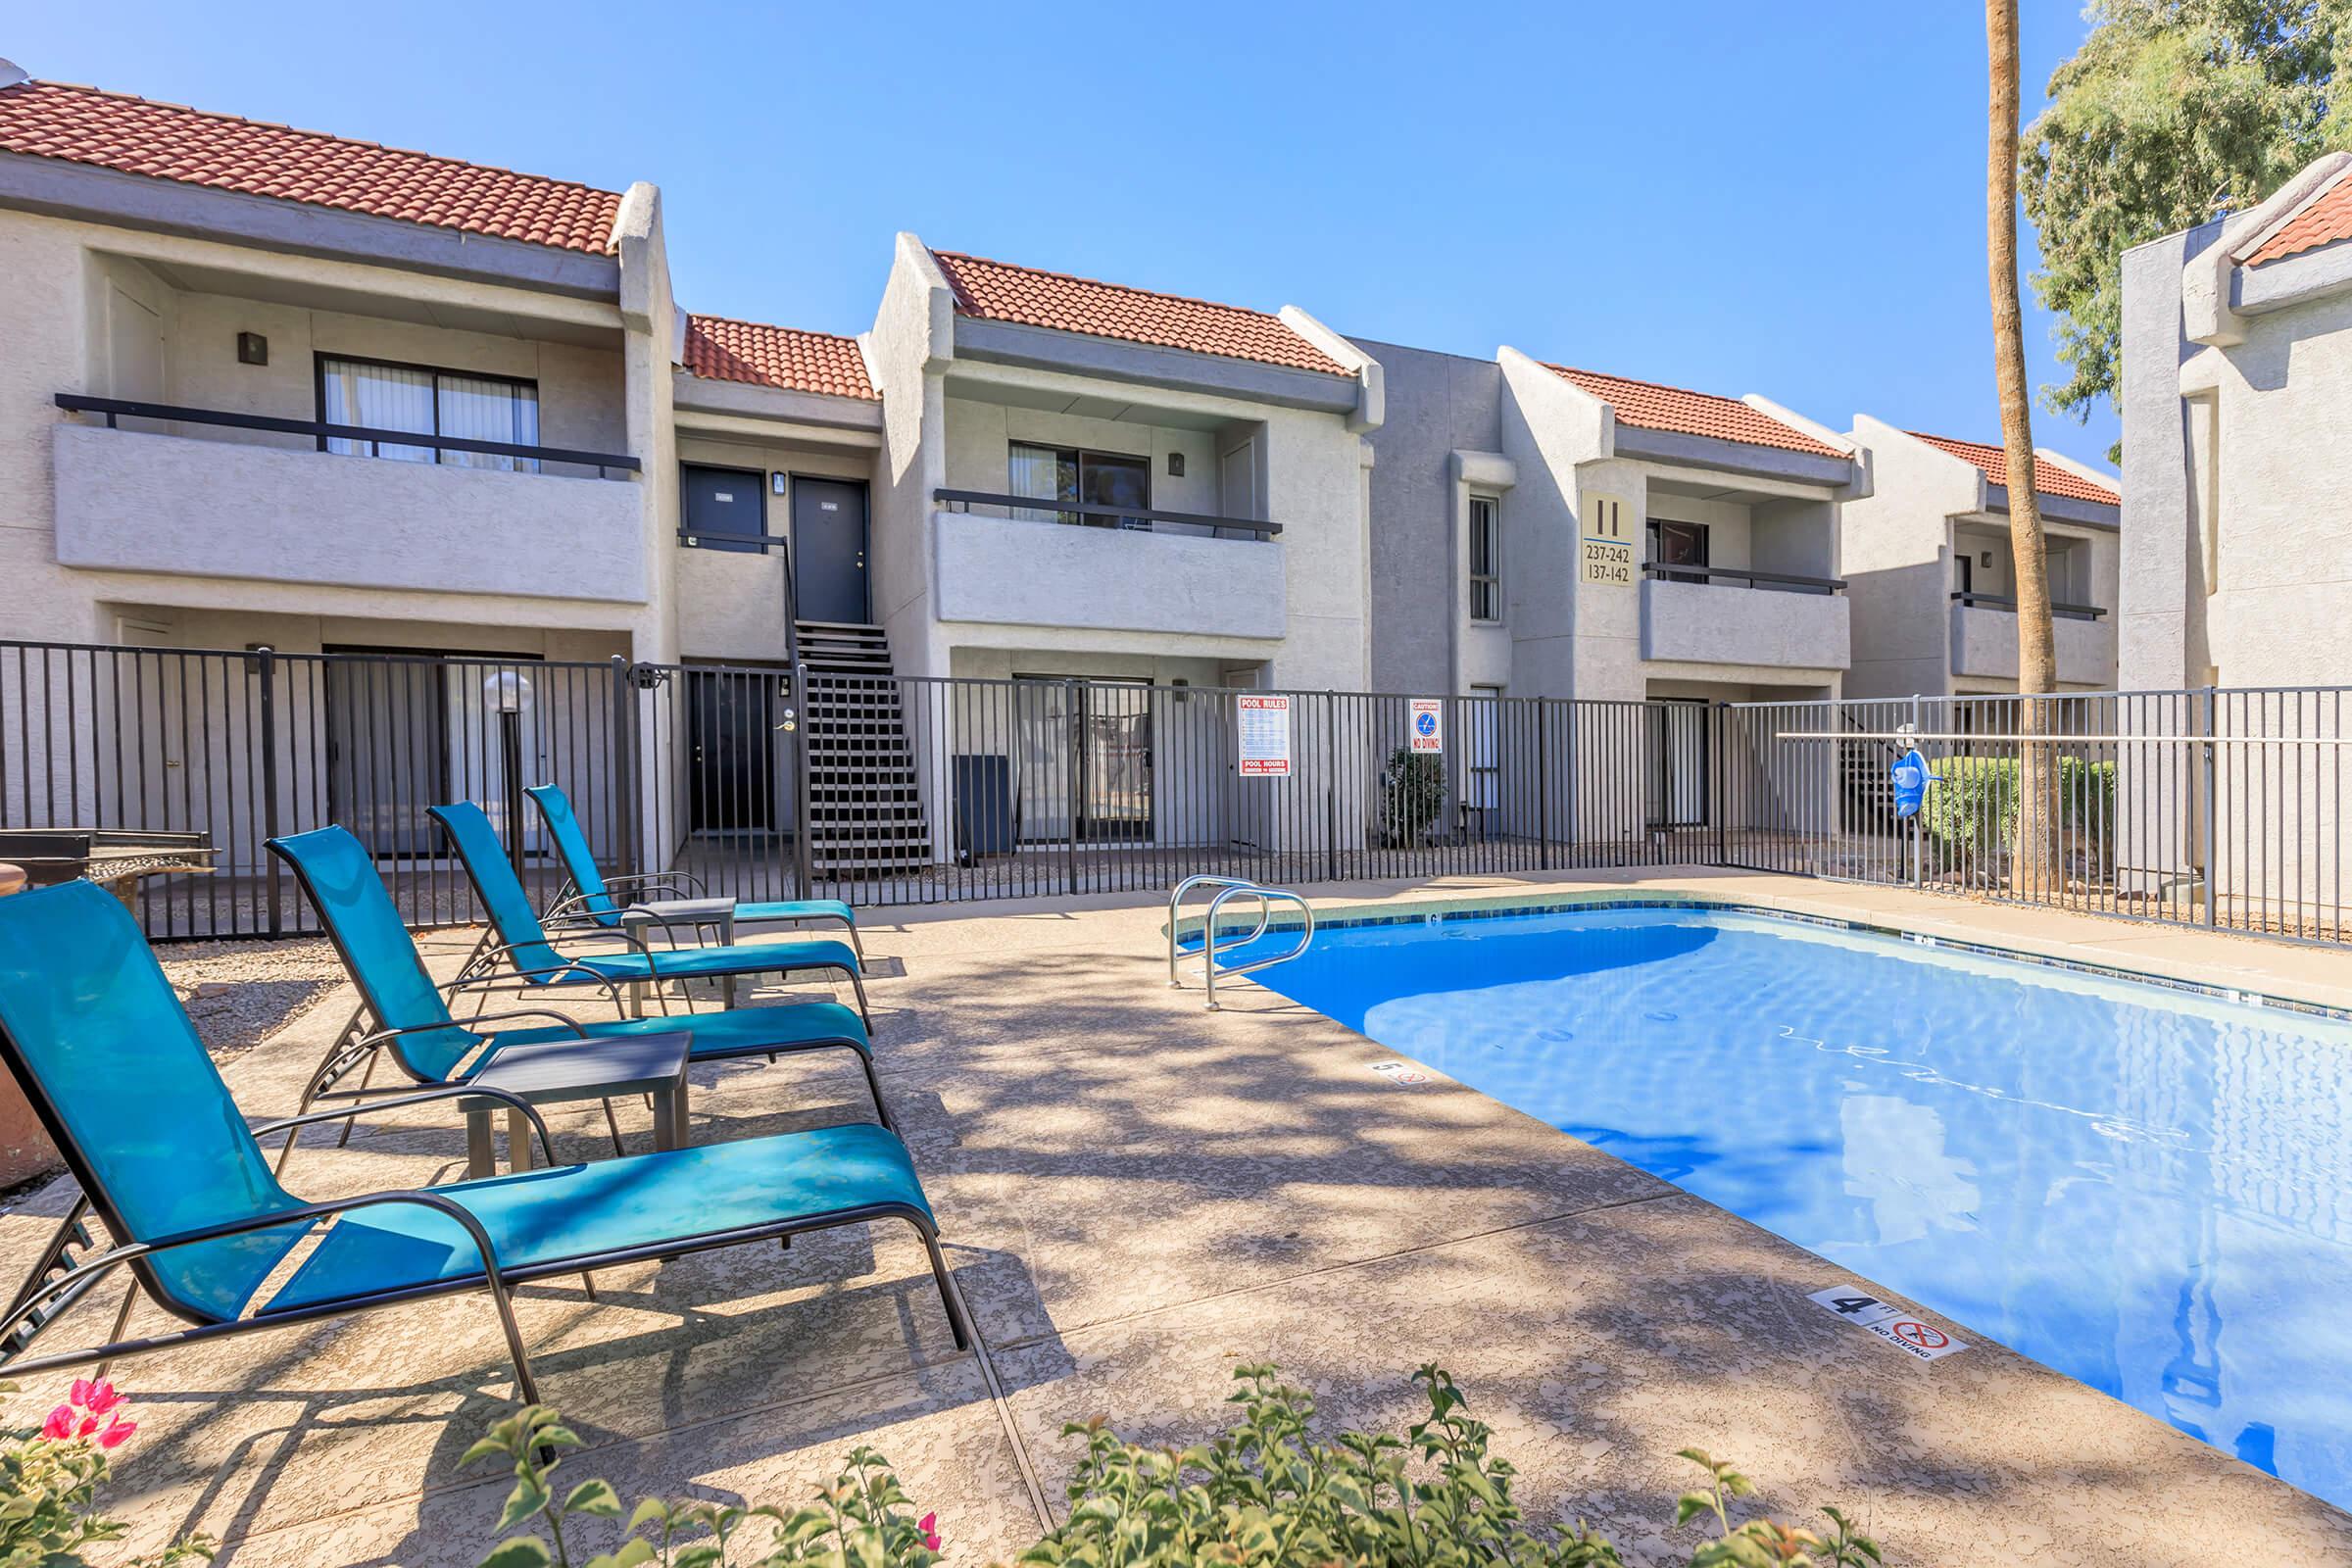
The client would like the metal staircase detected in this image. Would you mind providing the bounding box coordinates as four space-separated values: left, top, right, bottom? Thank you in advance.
797 623 933 878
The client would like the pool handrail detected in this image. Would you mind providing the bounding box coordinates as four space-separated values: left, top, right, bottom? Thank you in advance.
1166 875 1262 989
1201 884 1314 1010
1165 875 1315 1010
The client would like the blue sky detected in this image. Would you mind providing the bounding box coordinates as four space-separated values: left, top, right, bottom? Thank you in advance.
6 1 2120 466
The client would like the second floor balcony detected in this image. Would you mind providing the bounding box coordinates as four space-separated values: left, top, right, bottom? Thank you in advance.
1639 564 1851 673
932 489 1286 641
1949 592 2117 687
52 396 647 604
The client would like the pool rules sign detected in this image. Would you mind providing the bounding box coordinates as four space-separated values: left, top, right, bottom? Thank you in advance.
1237 694 1292 777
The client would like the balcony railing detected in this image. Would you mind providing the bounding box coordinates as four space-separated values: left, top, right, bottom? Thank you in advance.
1950 590 2105 622
55 394 640 478
934 488 1280 538
1641 563 1845 596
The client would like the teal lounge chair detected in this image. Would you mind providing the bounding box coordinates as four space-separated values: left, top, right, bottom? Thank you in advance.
428 802 870 1024
0 879 966 1401
525 783 861 959
266 826 889 1167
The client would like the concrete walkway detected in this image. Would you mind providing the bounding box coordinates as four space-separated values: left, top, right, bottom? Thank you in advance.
6 868 2350 1565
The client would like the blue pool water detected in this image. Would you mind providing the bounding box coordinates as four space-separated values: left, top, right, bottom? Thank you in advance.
1222 903 2352 1506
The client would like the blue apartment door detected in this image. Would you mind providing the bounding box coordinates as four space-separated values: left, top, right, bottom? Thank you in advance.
793 478 870 622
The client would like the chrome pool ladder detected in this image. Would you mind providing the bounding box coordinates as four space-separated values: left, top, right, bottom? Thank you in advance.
1166 874 1316 1010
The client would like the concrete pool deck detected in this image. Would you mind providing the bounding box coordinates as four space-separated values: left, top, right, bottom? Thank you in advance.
7 865 2350 1564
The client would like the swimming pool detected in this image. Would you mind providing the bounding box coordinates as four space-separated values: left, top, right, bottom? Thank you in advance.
1214 901 2352 1508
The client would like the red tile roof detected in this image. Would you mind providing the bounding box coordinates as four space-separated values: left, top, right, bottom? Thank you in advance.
1907 431 2120 506
0 78 622 254
929 250 1348 376
682 315 876 401
2243 171 2352 266
1545 366 1846 459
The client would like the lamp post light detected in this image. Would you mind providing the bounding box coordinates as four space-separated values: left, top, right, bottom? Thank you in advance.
484 669 536 877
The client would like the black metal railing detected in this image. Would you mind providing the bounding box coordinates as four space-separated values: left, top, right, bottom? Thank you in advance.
933 488 1281 537
1641 563 1845 595
55 394 640 477
5 636 2347 950
1950 590 2107 622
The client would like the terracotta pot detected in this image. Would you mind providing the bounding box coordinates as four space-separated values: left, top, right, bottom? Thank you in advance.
0 865 60 1185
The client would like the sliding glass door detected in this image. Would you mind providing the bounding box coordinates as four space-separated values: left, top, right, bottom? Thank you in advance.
1012 676 1154 843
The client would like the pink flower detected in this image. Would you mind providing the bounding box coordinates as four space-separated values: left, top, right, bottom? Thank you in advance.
38 1380 134 1445
71 1380 122 1416
917 1511 941 1553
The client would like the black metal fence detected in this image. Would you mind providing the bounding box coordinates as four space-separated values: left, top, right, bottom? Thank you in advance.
1719 687 2352 943
3 639 2346 948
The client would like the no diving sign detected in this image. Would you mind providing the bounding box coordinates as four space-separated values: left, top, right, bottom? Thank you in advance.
1806 1285 1968 1362
1408 699 1444 754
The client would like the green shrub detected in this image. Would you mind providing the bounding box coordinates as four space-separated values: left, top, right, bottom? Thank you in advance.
1379 749 1448 847
468 1365 1882 1568
1916 755 2115 855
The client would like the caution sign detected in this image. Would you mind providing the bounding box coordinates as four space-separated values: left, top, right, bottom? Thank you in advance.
1806 1285 1969 1362
1409 699 1444 754
1579 492 1635 587
1236 694 1292 777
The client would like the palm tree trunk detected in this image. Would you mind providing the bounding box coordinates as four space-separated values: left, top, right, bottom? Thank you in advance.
1986 0 2062 895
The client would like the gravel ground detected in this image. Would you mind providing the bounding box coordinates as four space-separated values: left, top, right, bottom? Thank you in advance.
157 937 350 1057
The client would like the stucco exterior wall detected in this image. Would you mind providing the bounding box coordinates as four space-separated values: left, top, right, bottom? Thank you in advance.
940 396 1233 519
107 276 628 463
867 237 954 682
1949 603 2118 686
1495 350 1605 701
920 357 1369 693
2168 281 2352 689
1640 576 1849 672
0 201 654 648
1350 339 1508 696
55 422 646 602
1841 417 1983 699
933 511 1286 642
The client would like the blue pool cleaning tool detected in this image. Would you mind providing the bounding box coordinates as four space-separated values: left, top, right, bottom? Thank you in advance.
1889 747 1941 818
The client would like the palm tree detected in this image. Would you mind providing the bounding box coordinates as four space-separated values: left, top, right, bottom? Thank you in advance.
1986 0 2061 893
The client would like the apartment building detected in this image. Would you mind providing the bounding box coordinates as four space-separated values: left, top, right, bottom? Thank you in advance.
0 67 1385 874
1356 339 1867 832
1841 420 2121 700
0 63 2131 886
2121 150 2352 692
1359 340 1864 704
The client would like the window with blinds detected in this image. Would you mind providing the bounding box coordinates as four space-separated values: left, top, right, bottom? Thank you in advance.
317 355 541 473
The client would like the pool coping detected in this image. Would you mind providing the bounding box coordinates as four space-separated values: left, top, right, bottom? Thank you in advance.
1174 888 2352 1023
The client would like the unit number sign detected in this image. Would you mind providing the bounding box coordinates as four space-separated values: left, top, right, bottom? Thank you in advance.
1580 493 1635 586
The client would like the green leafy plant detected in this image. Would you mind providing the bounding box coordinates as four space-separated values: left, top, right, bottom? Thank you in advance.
466 1404 942 1568
1379 748 1449 847
1918 756 2116 868
469 1365 1881 1568
0 1379 213 1568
